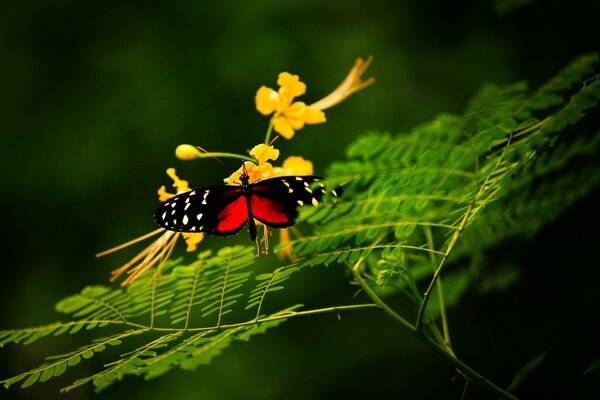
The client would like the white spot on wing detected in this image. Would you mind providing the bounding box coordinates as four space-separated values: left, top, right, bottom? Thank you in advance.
162 211 167 220
197 213 203 220
295 177 303 181
303 181 309 187
190 226 196 231
283 180 293 192
332 189 338 197
171 202 177 208
202 190 210 205
297 200 304 206
305 187 313 194
311 197 319 206
183 215 189 225
184 203 190 210
171 209 176 215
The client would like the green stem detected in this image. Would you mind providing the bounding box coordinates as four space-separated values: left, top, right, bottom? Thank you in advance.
101 303 380 333
418 333 517 400
415 199 473 332
264 119 275 144
348 259 518 400
424 226 452 352
197 152 256 162
350 261 416 333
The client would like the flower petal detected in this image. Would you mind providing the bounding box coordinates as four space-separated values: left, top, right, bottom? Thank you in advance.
157 168 191 201
166 168 191 193
272 116 296 139
277 72 306 99
157 186 174 202
288 116 306 130
301 105 326 124
283 101 306 118
281 156 314 175
249 143 280 164
255 86 279 115
182 232 204 252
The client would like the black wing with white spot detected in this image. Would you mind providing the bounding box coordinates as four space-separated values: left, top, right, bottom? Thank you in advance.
249 176 328 227
153 185 249 237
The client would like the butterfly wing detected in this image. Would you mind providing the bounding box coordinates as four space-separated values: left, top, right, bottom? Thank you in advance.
249 176 326 228
154 185 249 237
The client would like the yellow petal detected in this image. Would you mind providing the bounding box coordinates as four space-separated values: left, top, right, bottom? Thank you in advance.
301 105 326 124
272 116 296 139
182 232 204 252
157 186 174 202
254 161 276 181
281 156 314 175
249 143 280 164
288 116 305 131
277 72 306 99
255 86 279 115
283 101 306 118
166 168 191 193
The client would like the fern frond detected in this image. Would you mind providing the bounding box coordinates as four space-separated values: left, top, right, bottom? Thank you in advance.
292 53 600 308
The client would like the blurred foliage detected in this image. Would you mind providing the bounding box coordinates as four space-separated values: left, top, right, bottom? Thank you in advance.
1 0 599 399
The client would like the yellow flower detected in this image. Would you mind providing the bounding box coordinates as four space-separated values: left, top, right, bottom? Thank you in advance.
255 56 374 140
256 73 326 139
97 168 204 286
224 143 279 185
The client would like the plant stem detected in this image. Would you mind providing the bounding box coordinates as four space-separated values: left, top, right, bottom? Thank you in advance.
196 152 256 162
348 259 518 400
415 199 473 332
264 120 275 144
424 226 453 352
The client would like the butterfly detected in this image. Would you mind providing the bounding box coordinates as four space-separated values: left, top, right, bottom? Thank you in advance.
154 171 339 241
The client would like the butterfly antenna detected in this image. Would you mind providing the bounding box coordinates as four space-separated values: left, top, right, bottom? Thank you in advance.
195 145 224 164
268 135 279 146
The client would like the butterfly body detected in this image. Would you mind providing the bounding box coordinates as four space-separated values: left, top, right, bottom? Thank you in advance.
154 173 331 241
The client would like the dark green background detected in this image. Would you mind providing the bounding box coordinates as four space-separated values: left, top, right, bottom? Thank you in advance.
1 0 599 399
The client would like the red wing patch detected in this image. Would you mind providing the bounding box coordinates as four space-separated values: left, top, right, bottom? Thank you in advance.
213 195 249 235
250 195 293 227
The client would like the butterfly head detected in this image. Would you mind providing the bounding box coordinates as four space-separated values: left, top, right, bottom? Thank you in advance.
238 161 252 187
239 173 250 187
